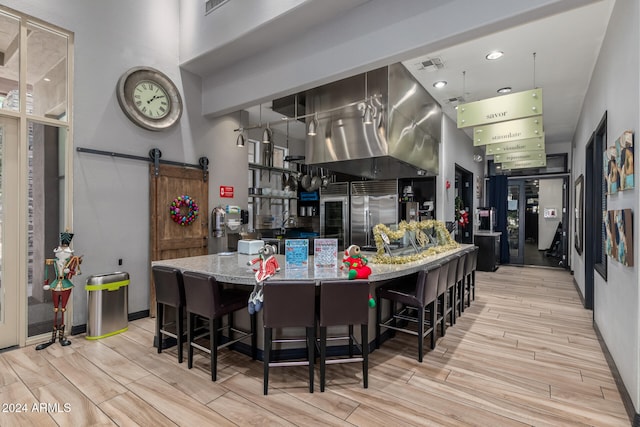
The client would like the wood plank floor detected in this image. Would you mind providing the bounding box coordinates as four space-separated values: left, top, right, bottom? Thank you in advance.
0 266 631 426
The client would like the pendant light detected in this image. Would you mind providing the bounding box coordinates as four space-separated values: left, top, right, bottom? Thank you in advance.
307 112 319 136
236 129 245 147
235 110 245 147
262 123 272 144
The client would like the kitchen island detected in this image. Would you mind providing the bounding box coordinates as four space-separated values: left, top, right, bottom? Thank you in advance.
152 244 472 355
152 245 471 284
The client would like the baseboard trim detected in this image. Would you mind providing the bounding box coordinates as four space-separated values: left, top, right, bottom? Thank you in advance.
593 321 638 425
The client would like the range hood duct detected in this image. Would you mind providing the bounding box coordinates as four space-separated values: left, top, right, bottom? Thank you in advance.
303 63 441 179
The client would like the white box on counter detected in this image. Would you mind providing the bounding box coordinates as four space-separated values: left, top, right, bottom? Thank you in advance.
237 239 265 255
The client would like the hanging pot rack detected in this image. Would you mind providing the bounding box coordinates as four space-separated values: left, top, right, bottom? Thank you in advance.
76 147 209 181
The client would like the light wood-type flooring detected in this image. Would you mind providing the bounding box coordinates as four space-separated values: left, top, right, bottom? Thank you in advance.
0 266 631 426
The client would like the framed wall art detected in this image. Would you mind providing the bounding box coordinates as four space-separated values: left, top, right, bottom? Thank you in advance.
574 174 583 255
605 208 634 267
616 130 634 191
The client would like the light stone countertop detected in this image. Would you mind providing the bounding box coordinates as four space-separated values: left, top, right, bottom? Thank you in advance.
152 244 473 285
474 231 502 237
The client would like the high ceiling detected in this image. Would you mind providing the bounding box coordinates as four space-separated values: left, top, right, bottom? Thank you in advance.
244 1 614 150
402 0 614 147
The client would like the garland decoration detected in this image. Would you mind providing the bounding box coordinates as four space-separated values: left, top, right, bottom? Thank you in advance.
455 196 469 228
170 195 199 226
371 220 459 264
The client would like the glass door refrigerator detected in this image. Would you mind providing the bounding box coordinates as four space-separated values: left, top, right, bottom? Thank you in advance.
319 182 350 251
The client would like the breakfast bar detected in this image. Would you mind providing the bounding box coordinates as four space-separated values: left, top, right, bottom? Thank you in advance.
152 244 472 355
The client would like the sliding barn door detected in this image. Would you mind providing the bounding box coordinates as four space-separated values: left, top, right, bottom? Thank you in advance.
150 164 208 316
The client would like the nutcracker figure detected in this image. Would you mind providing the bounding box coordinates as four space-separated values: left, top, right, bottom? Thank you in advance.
36 231 83 350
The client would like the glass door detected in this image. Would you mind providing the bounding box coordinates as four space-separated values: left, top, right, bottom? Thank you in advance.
507 180 525 264
0 117 19 349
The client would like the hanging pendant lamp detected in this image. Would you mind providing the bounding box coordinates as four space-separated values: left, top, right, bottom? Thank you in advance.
307 112 319 136
262 124 272 144
236 131 245 147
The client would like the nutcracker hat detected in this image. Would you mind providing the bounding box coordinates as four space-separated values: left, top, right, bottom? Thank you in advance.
60 231 74 246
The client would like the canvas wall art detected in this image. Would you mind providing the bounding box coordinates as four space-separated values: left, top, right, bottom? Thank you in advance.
605 209 633 266
604 130 634 194
616 130 634 191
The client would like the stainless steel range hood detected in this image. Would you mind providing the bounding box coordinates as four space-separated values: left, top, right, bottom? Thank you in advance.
304 63 441 179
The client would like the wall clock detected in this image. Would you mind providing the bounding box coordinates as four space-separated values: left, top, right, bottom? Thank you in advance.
116 66 183 131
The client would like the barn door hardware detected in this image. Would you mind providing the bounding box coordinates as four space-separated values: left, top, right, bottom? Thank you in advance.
76 147 209 180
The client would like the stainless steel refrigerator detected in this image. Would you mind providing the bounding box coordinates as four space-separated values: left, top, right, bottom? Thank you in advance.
350 180 398 249
320 182 350 251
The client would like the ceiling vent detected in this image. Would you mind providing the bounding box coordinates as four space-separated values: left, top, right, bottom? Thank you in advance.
205 0 230 15
445 96 465 106
419 57 444 72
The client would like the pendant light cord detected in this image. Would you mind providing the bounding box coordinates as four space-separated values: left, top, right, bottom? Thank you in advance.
533 52 537 89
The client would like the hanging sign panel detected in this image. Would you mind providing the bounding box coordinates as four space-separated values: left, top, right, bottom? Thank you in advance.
494 151 546 163
473 116 543 146
500 158 547 170
457 88 542 128
485 136 545 155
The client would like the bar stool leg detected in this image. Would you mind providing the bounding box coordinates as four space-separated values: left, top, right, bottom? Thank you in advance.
211 317 218 382
417 307 424 363
187 312 194 369
156 302 163 354
375 292 382 349
348 324 354 357
361 324 368 389
320 326 327 392
177 306 184 363
307 326 315 393
263 327 272 395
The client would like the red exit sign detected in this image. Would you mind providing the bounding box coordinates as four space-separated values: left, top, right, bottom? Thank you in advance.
219 186 234 198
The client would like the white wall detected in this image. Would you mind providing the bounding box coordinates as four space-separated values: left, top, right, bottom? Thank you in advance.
437 116 484 225
571 0 640 411
2 0 205 325
538 178 563 250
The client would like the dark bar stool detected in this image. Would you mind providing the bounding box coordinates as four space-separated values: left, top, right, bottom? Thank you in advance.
182 271 256 382
376 264 441 362
262 280 316 395
456 251 468 316
446 253 461 326
466 246 479 303
318 279 370 392
152 266 186 363
461 246 477 310
435 258 453 337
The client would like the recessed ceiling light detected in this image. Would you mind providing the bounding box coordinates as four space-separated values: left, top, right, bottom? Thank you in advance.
43 77 51 82
433 80 447 89
486 51 504 60
497 87 512 94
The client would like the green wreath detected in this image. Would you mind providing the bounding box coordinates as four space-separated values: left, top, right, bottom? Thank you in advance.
170 195 199 226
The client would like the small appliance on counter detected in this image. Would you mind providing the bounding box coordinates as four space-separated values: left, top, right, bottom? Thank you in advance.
238 239 265 255
477 207 496 232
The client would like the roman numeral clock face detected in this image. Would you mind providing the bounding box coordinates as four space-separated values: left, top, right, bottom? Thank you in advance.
134 81 169 119
116 66 183 131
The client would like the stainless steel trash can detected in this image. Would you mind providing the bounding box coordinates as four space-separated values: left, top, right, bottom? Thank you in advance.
85 272 129 339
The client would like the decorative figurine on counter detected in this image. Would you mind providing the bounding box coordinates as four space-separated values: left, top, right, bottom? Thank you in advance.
247 244 280 313
36 231 83 350
341 244 375 308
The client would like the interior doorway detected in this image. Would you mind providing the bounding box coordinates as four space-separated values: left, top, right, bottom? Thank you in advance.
507 176 568 268
455 164 473 244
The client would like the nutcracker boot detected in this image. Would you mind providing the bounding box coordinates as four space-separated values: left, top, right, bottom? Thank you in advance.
35 326 57 350
58 324 71 346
